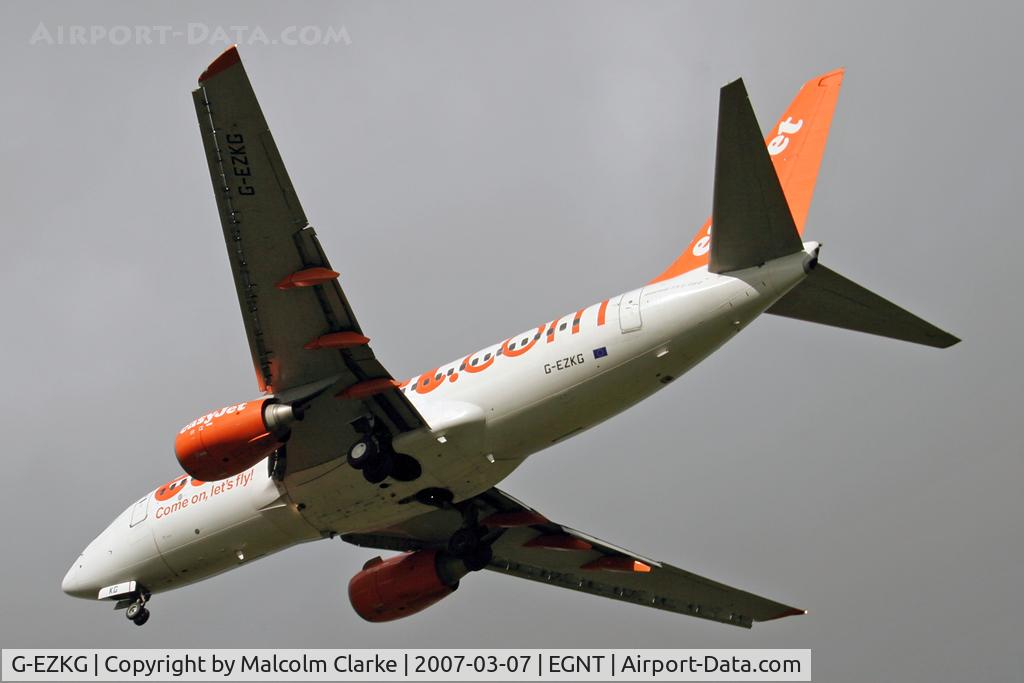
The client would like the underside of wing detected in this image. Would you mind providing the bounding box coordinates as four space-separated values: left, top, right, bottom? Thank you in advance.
343 488 803 628
191 47 425 473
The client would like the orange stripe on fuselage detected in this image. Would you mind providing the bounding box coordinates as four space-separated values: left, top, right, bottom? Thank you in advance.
546 318 560 343
571 307 586 334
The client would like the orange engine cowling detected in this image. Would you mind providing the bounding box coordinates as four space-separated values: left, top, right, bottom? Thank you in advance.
174 398 297 481
348 550 466 622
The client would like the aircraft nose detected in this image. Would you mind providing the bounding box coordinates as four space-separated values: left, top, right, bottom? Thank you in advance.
61 555 94 599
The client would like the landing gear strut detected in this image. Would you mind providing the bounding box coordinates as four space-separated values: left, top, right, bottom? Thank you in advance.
268 446 287 480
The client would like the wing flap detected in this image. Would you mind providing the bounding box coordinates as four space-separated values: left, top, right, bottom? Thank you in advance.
488 523 800 628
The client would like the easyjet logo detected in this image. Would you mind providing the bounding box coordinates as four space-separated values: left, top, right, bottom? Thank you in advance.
692 223 712 257
154 474 203 501
403 300 610 395
179 402 249 434
767 117 803 156
152 471 254 517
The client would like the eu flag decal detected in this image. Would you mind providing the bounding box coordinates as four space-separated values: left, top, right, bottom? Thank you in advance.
593 347 608 359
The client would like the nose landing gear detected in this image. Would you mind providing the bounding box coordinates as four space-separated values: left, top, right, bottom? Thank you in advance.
101 582 152 627
123 595 150 626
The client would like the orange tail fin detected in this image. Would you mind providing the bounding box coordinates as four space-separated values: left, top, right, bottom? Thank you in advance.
650 69 844 284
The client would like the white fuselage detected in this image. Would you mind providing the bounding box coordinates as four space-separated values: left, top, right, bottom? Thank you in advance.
62 247 816 600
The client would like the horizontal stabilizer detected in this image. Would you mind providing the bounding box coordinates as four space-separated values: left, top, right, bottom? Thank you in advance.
710 79 804 274
766 265 960 348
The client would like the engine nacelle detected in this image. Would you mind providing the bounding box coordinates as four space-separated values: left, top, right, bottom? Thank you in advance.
348 549 467 622
174 398 297 481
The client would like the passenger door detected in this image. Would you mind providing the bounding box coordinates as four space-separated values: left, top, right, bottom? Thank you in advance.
129 497 148 528
618 288 644 333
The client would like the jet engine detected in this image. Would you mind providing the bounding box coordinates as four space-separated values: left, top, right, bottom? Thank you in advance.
174 398 297 481
348 550 468 622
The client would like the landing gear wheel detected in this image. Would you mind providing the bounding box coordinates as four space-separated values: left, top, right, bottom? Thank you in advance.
462 545 493 572
125 602 143 620
362 451 394 484
125 598 150 626
446 528 481 557
447 526 492 571
448 526 483 557
347 437 378 470
389 453 422 482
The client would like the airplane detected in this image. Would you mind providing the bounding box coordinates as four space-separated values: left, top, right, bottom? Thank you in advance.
61 46 958 629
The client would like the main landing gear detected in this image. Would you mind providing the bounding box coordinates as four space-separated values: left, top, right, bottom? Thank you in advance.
447 525 493 571
347 419 421 484
419 495 494 572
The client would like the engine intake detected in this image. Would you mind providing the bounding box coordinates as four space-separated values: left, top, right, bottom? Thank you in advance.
348 549 466 623
174 398 297 481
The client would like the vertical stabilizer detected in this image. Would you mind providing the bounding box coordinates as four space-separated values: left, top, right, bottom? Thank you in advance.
651 69 844 282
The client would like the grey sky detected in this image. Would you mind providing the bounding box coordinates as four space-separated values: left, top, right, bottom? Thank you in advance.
1 1 1021 681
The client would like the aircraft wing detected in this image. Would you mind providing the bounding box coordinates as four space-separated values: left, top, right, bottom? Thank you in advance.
191 47 425 471
343 488 804 629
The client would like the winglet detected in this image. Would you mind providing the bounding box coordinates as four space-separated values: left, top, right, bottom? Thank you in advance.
198 45 241 83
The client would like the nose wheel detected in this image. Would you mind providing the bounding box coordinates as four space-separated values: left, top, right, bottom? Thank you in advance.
124 597 150 626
